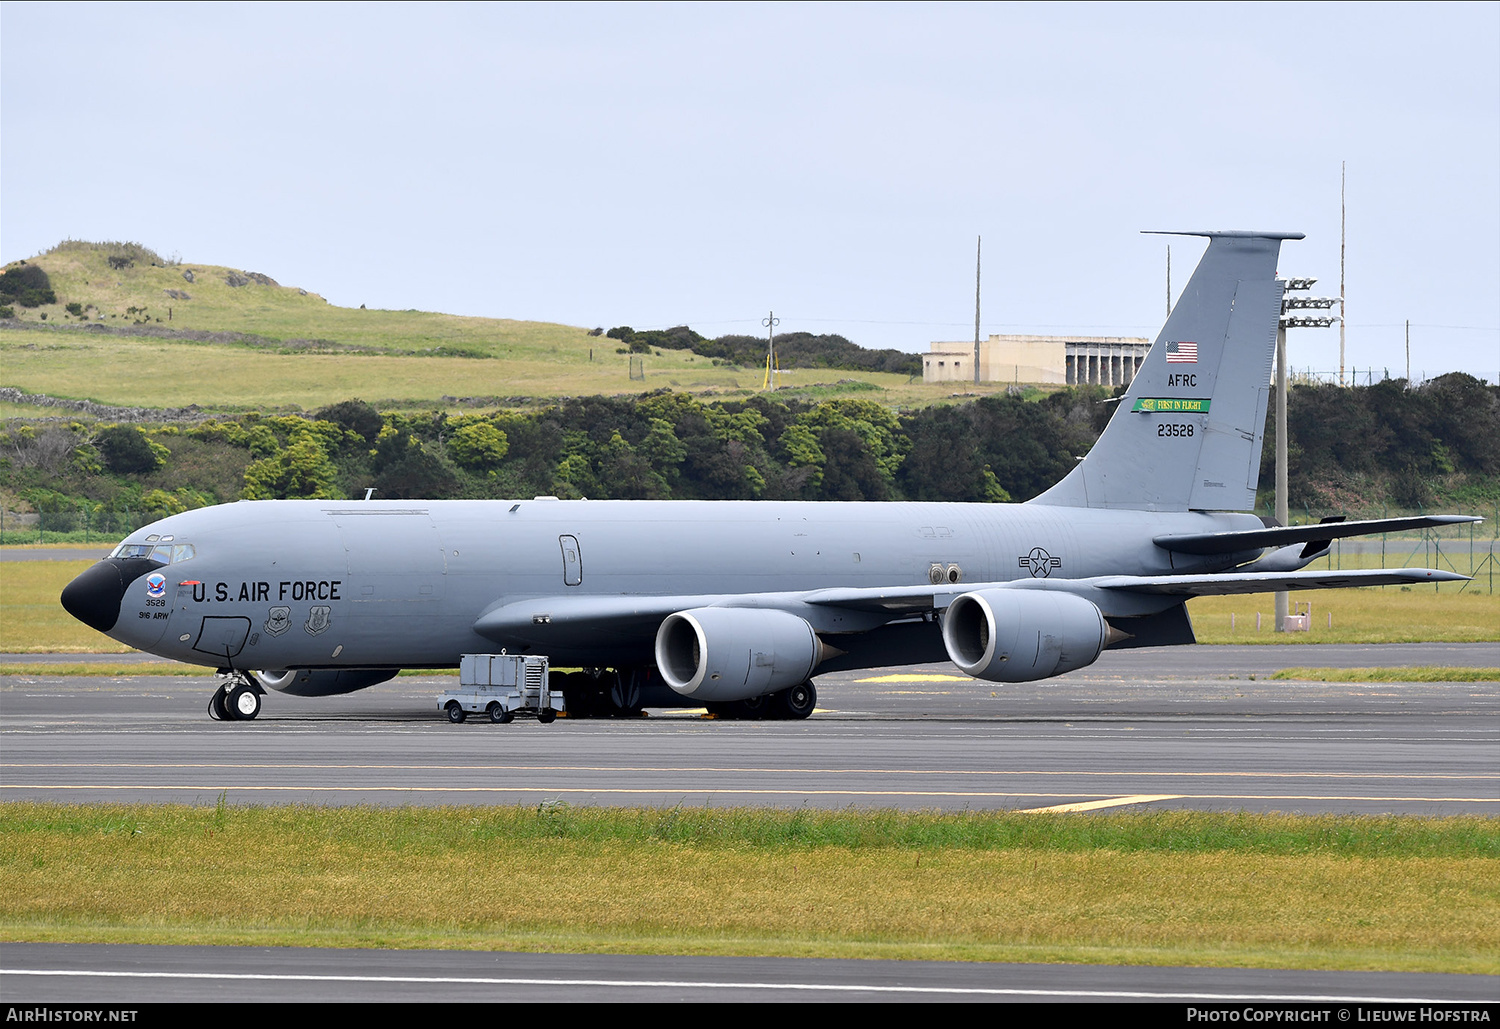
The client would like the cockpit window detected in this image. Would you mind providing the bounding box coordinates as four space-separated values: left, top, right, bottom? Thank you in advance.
111 543 157 560
111 542 193 564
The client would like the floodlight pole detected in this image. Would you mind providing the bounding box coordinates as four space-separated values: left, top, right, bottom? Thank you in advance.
1275 319 1289 631
1274 281 1339 631
1340 161 1347 387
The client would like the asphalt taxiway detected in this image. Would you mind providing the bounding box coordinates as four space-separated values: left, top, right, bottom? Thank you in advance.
3 644 1496 814
4 942 1497 1003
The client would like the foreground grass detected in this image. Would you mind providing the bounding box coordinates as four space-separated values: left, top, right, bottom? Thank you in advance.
0 662 202 676
1190 587 1499 643
1273 666 1500 683
1 804 1496 972
0 559 131 653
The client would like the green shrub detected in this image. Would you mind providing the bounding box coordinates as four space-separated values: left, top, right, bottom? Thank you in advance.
0 264 56 307
314 399 384 445
95 426 162 475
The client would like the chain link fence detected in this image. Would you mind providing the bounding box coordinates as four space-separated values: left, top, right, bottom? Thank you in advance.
1255 500 1498 593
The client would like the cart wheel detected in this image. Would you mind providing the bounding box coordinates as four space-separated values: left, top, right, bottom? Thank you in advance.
488 702 513 724
538 709 557 724
445 700 466 724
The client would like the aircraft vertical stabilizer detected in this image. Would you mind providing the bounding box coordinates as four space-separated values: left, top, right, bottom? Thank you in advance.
1030 231 1301 512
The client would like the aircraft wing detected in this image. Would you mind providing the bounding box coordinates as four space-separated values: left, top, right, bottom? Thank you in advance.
801 567 1469 611
474 590 898 646
1153 515 1482 555
475 594 734 645
476 566 1469 645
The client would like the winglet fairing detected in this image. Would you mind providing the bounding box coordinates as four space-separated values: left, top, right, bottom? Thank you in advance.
59 232 1479 720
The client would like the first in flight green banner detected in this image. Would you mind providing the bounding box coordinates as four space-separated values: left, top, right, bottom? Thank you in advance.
1132 398 1211 413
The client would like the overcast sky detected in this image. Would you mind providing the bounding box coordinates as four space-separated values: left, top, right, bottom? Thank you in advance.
3 2 1497 381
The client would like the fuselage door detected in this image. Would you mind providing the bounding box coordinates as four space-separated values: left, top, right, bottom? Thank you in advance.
560 535 582 586
192 615 251 661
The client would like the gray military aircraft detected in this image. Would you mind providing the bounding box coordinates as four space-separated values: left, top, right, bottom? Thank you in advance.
61 230 1477 721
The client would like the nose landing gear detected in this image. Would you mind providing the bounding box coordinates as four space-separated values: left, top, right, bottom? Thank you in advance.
209 673 265 721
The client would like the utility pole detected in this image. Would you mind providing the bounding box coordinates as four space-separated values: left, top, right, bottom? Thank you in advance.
762 311 780 390
973 236 982 385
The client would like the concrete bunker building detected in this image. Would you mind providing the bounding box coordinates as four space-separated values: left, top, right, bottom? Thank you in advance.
923 334 1151 386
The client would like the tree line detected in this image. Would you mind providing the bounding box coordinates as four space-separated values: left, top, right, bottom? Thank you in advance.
605 325 922 376
1270 373 1498 510
3 374 1494 525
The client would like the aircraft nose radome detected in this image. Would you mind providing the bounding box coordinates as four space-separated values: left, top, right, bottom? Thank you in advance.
60 561 127 633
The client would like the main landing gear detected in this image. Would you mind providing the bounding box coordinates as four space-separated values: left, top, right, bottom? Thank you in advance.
209 672 264 721
558 668 818 721
706 681 817 721
555 669 647 719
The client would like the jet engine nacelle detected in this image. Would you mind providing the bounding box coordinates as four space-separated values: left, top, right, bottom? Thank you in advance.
655 607 823 702
1250 542 1327 573
257 668 401 697
941 589 1108 683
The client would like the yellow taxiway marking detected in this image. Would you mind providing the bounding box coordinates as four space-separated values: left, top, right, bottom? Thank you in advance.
853 673 972 682
3 784 1497 803
1021 795 1184 813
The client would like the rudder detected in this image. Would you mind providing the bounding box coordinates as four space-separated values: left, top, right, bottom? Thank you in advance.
1030 230 1299 512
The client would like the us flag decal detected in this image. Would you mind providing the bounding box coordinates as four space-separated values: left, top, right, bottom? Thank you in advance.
1166 340 1199 363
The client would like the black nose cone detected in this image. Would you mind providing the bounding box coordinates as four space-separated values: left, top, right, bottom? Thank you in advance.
61 561 128 633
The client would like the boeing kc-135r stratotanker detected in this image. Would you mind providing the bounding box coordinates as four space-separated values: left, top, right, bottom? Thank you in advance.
61 231 1478 721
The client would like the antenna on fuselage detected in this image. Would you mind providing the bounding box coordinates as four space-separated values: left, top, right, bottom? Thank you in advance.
364 488 376 501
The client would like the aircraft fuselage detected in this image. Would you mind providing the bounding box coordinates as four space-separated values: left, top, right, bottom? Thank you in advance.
75 498 1263 672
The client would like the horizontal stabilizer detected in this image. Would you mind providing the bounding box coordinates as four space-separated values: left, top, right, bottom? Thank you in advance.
1092 567 1469 597
1153 515 1483 555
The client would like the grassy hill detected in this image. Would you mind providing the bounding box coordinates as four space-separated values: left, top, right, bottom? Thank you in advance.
5 240 588 354
0 241 975 412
